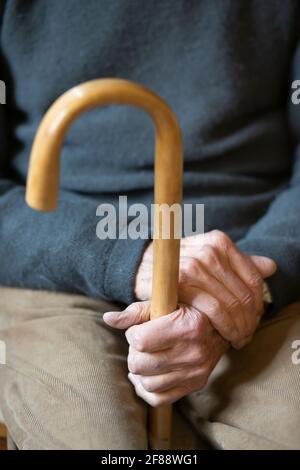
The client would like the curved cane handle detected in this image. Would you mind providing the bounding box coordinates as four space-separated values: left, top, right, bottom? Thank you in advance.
25 78 183 449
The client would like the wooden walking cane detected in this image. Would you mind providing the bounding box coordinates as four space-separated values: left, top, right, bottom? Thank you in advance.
25 79 183 450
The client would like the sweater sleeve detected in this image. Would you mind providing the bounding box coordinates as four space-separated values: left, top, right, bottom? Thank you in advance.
0 182 147 304
237 40 300 315
0 151 147 305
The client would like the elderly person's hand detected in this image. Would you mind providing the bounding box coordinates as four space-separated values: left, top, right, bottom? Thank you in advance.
103 300 228 406
103 230 277 406
134 230 276 349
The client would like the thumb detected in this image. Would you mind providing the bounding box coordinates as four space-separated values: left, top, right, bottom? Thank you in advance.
103 301 150 330
250 255 277 278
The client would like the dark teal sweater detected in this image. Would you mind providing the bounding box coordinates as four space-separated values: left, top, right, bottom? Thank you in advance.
0 0 300 313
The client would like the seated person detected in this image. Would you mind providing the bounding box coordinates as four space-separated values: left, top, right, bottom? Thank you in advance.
0 0 300 450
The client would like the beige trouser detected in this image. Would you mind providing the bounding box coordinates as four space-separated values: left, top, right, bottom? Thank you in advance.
0 287 299 450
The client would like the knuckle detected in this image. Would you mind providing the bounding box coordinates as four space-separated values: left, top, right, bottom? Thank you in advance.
200 244 218 265
140 377 156 393
200 245 226 276
149 395 162 407
227 297 241 313
248 273 262 290
205 297 222 318
131 330 147 352
194 316 206 338
179 268 189 285
186 257 200 275
151 357 162 373
241 291 255 308
211 230 231 249
183 314 202 340
128 355 140 374
188 344 208 365
196 313 211 338
211 229 225 239
198 345 209 363
187 348 200 366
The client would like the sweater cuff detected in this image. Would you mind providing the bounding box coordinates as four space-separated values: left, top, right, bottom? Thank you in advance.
104 237 149 305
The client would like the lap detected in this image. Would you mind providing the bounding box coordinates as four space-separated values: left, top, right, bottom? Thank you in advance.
0 288 148 449
1 287 299 450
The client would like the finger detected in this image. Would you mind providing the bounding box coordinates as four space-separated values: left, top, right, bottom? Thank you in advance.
202 243 262 334
137 366 206 393
193 232 263 320
182 252 252 336
128 373 198 406
103 301 150 329
250 255 277 278
224 243 264 312
179 286 240 343
181 236 266 334
127 341 204 375
181 235 276 279
136 331 228 392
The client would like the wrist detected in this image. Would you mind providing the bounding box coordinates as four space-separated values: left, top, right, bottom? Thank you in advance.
134 242 153 300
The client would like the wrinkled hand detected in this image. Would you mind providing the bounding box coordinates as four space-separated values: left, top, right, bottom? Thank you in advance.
135 230 276 349
103 301 228 406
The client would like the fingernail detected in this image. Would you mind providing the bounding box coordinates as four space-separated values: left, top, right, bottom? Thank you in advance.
103 310 121 324
264 258 277 275
261 256 276 264
262 256 276 263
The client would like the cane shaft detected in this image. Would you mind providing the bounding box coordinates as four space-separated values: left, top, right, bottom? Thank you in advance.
149 129 182 448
